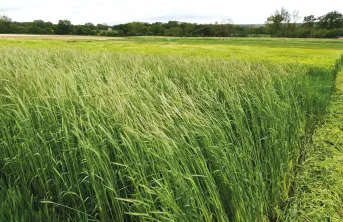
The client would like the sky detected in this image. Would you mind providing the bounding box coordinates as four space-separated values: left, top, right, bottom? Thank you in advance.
0 0 341 25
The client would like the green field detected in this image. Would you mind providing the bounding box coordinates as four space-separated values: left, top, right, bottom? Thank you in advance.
1 37 342 69
0 37 342 221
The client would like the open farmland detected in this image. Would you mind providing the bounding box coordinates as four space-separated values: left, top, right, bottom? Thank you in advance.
0 36 342 221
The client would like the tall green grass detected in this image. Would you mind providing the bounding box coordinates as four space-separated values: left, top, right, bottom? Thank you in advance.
0 48 339 221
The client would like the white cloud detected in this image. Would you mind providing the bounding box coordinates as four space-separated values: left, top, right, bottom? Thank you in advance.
0 0 342 24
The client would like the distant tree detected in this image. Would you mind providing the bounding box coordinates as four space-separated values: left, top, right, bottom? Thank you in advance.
0 15 12 23
28 24 46 34
0 15 13 33
74 25 83 35
198 25 213 36
32 20 53 34
266 7 290 36
83 27 94 35
210 23 222 36
280 8 291 36
96 23 108 30
56 20 73 34
300 15 317 37
33 20 45 29
303 15 317 28
165 26 183 36
166 21 179 28
112 24 128 35
221 18 234 36
266 12 283 36
128 22 147 35
118 30 125 36
85 22 96 30
244 25 255 37
318 11 343 29
183 23 195 36
257 26 267 35
149 22 165 36
287 10 301 36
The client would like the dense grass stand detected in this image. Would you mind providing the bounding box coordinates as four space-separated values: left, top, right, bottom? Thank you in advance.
0 39 342 221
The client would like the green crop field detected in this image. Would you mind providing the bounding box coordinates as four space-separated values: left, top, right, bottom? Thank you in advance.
0 36 343 221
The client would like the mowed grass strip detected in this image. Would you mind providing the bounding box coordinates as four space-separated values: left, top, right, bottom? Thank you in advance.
282 70 343 221
0 47 340 221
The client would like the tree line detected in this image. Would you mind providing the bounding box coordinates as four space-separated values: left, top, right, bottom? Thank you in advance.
0 9 342 38
266 8 343 38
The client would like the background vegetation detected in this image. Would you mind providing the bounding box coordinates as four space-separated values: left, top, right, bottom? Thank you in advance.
0 9 342 38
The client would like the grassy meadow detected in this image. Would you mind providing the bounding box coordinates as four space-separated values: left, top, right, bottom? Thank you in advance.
0 36 342 221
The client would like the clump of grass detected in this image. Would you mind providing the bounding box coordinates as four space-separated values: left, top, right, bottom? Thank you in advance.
0 47 338 221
